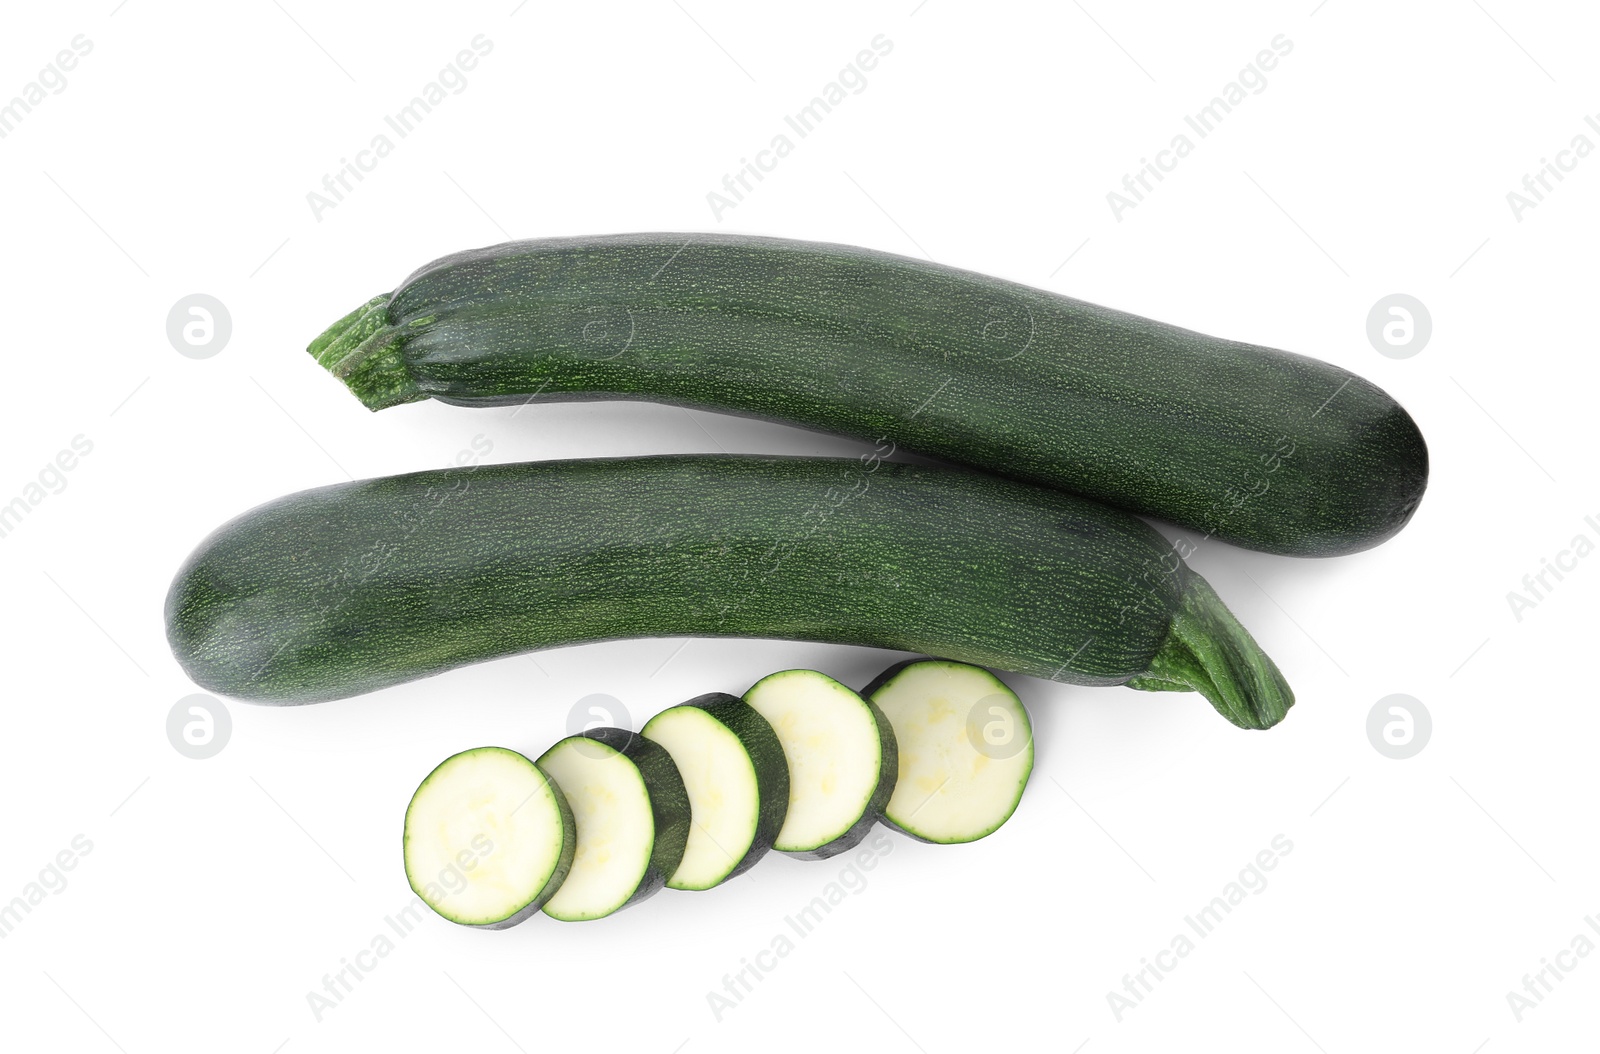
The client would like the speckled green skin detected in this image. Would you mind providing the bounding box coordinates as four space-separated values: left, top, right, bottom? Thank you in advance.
310 234 1427 557
163 455 1293 728
744 670 901 860
643 692 790 887
539 727 691 919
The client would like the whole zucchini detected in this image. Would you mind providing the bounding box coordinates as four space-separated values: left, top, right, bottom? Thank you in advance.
310 234 1427 557
164 455 1292 729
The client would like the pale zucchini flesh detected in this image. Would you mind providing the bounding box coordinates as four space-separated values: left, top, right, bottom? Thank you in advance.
402 746 574 928
537 728 690 921
744 669 897 860
866 660 1034 844
642 693 788 890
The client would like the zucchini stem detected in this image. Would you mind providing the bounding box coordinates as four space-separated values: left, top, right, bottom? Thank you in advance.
1132 575 1295 730
308 295 425 410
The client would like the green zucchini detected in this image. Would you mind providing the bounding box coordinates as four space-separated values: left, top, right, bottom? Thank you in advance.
863 659 1034 844
402 746 574 928
310 234 1427 557
536 727 691 921
744 670 898 860
163 455 1294 728
640 693 789 890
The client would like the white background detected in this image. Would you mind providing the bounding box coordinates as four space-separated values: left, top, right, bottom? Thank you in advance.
2 1 1595 1051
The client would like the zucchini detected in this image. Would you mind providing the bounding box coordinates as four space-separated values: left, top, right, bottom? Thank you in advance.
864 660 1033 844
402 746 574 928
744 670 897 860
309 233 1427 557
536 727 690 921
640 693 789 890
164 454 1294 729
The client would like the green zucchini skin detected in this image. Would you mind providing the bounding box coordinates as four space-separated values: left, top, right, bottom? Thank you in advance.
310 234 1427 557
558 726 692 914
790 693 898 863
163 455 1293 728
669 692 790 882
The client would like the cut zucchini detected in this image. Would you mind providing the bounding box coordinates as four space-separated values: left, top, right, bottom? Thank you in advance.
642 693 789 891
402 746 574 928
865 660 1034 844
537 728 691 921
744 670 897 860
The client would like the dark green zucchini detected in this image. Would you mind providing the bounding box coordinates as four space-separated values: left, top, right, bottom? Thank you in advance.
309 234 1426 557
163 455 1293 728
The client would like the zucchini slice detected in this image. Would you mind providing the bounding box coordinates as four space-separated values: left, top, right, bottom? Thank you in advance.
536 728 691 921
865 660 1034 844
402 746 574 928
641 693 789 890
744 670 897 861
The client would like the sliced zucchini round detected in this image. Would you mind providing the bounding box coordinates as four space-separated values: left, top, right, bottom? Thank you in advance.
537 728 691 921
642 693 789 891
744 669 897 861
402 746 574 928
864 659 1034 844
